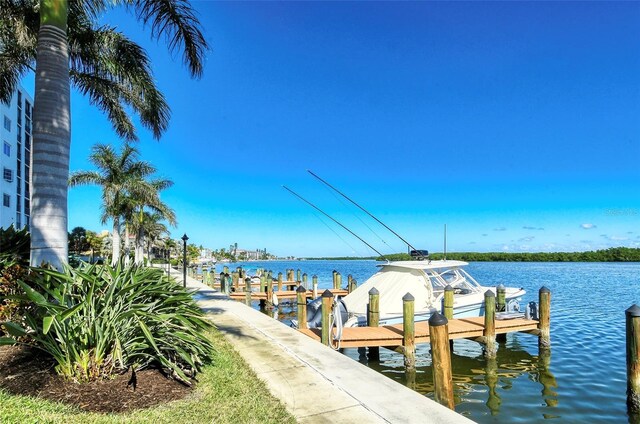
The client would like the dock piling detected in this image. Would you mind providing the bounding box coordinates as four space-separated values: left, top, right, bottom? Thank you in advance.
429 312 455 410
312 275 318 298
483 290 497 358
496 284 506 312
297 286 308 330
277 272 283 292
321 290 333 346
244 278 251 306
368 288 380 361
219 272 226 294
538 287 551 348
403 293 416 369
266 277 274 309
348 278 358 294
335 273 342 290
302 273 308 289
626 304 640 413
443 285 454 319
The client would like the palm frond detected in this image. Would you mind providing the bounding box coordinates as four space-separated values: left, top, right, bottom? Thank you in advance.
125 0 209 78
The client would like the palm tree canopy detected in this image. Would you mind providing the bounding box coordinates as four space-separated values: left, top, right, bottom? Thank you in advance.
0 0 209 140
69 143 158 225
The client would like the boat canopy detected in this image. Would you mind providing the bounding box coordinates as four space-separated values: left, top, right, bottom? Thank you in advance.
377 260 469 271
342 265 435 316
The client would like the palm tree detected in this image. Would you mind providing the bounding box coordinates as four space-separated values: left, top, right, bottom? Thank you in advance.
1 1 208 269
69 143 157 265
127 179 176 265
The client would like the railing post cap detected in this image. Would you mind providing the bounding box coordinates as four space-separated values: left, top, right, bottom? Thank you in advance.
444 284 453 292
539 286 551 294
322 289 334 298
429 311 448 327
403 292 415 302
484 289 495 298
497 284 505 290
296 285 307 293
627 304 640 317
369 287 379 295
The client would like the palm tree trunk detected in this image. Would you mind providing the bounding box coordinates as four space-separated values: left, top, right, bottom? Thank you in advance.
135 226 144 265
124 225 131 266
111 218 121 265
30 2 70 270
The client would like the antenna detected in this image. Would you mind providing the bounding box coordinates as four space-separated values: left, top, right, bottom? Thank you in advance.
444 224 447 261
307 170 425 259
282 185 388 261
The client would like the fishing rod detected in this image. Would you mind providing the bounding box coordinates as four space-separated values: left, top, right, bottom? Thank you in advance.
307 170 426 259
282 185 388 261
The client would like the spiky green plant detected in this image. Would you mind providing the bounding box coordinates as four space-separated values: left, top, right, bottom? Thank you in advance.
1 262 213 382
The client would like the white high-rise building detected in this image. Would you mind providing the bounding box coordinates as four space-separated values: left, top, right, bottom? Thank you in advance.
1 85 33 231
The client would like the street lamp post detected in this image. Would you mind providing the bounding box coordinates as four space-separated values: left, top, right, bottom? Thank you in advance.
182 234 189 288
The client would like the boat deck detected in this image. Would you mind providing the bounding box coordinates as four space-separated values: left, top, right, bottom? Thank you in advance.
299 316 539 348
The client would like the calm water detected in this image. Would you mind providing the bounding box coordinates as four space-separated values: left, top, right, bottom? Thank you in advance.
214 260 640 423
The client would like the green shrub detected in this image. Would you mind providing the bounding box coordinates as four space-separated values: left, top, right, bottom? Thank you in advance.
0 259 31 337
1 262 213 383
0 225 30 266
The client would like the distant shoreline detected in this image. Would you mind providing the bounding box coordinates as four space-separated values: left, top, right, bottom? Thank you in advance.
302 247 640 262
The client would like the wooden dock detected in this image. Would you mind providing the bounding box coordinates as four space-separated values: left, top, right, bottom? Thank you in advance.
299 316 539 348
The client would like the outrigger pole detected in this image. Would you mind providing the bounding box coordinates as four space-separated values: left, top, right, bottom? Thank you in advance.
282 185 388 261
307 170 426 259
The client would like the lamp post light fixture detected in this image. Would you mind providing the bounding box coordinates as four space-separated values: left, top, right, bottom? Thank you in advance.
182 233 189 288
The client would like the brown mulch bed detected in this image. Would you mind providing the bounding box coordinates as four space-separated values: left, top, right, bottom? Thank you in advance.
0 345 193 413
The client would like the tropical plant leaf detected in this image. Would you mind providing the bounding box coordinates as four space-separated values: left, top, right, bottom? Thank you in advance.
2 321 27 337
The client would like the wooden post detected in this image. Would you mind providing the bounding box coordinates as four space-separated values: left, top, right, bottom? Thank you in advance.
296 269 301 283
626 304 640 413
277 272 283 292
266 277 274 309
297 286 307 330
244 277 251 306
443 285 455 350
219 272 226 294
312 275 318 298
443 285 454 319
348 278 357 294
496 284 507 343
259 274 266 308
223 265 229 274
403 293 415 369
332 270 337 288
321 289 333 346
347 274 353 288
484 290 497 358
302 273 308 289
429 312 455 410
232 271 239 292
496 284 506 312
538 286 551 348
368 288 380 361
335 272 342 290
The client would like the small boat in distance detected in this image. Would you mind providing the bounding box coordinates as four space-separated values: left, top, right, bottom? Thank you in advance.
300 259 526 328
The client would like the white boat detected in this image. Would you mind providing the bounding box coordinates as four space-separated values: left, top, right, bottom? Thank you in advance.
301 260 526 328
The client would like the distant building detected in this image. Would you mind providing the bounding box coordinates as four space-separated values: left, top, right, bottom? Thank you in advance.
1 85 33 230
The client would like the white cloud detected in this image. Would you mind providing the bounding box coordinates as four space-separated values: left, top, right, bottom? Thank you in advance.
580 223 597 229
523 226 544 231
493 227 507 232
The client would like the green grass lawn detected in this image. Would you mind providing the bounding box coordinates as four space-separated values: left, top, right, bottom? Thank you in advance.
0 329 296 424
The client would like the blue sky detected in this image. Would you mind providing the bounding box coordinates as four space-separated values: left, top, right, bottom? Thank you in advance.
34 1 640 257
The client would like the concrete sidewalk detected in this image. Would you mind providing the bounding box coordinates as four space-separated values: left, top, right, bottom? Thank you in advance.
177 270 472 423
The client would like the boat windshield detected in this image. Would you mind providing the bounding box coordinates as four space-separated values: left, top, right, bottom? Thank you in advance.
424 267 482 296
